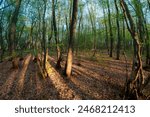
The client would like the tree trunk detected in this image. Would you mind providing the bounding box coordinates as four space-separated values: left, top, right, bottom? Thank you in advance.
88 8 97 56
42 0 47 70
144 19 150 65
0 21 3 62
107 0 114 57
102 7 109 55
114 0 121 60
120 0 144 99
52 0 61 69
8 0 22 55
65 0 78 77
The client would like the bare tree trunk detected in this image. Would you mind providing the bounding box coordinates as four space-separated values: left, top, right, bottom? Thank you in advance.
42 0 47 70
65 0 78 77
114 0 121 60
29 21 35 50
102 7 109 55
107 0 114 57
52 0 61 69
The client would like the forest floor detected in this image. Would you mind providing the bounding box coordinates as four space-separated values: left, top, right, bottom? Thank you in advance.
0 52 150 100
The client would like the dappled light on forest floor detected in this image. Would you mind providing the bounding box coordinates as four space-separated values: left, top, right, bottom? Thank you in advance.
0 53 149 100
48 53 129 99
14 54 32 99
46 60 82 99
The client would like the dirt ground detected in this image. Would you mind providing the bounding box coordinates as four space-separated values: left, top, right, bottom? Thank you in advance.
0 52 149 100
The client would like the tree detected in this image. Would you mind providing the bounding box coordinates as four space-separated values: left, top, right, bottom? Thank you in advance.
76 4 83 56
52 0 61 69
8 0 22 55
42 0 47 70
106 0 114 57
120 0 145 99
114 0 121 60
65 0 78 77
0 9 4 62
88 4 97 56
102 2 109 55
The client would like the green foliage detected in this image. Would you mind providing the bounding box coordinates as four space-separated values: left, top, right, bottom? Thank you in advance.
0 0 149 59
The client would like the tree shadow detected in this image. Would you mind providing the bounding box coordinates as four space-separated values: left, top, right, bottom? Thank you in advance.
54 67 97 100
79 63 126 83
0 69 19 99
72 67 123 99
48 55 124 99
11 54 32 99
19 60 60 100
0 61 13 86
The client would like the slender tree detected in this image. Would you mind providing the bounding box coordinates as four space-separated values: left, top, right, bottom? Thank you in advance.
102 4 109 55
42 0 47 69
52 0 61 69
106 0 114 57
65 0 78 77
88 7 97 56
114 0 121 60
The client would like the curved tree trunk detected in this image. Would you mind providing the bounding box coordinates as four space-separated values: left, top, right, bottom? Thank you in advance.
120 0 145 99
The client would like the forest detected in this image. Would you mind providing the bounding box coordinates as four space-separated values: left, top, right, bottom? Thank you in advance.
0 0 150 100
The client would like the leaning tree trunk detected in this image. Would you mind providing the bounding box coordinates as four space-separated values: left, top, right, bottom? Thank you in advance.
65 0 78 77
120 0 145 99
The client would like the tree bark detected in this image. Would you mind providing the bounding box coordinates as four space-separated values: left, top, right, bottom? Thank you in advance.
114 0 121 60
65 0 78 77
102 6 109 55
52 0 61 69
42 0 47 70
107 0 114 57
